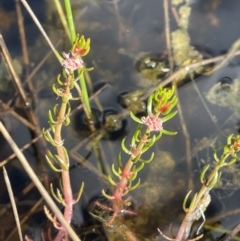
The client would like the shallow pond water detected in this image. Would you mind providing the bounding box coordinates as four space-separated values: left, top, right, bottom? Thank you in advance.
1 0 240 240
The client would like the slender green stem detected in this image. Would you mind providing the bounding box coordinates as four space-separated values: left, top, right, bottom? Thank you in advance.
79 71 92 117
64 0 76 42
53 0 71 40
63 0 92 121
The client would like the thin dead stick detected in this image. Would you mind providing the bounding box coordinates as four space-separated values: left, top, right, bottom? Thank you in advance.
161 50 240 86
171 6 180 25
0 35 29 106
52 0 71 40
0 101 36 130
20 0 61 61
70 145 109 183
0 122 81 241
206 208 240 224
3 166 23 241
15 0 30 67
0 135 42 167
191 78 220 131
26 39 62 85
1 34 50 188
140 49 240 100
204 224 240 241
5 197 44 241
164 0 174 72
174 86 193 190
222 223 240 241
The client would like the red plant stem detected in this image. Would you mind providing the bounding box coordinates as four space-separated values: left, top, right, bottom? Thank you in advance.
175 213 194 241
112 130 150 212
53 76 74 241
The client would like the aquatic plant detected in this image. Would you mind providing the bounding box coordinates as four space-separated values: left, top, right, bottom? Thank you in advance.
99 86 178 226
2 0 240 241
158 134 240 241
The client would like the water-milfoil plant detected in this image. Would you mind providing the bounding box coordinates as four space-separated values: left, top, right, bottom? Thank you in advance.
42 35 92 241
96 85 178 226
158 134 240 241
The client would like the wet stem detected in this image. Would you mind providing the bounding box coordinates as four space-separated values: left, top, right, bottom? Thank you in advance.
175 154 230 241
112 129 150 212
53 76 73 240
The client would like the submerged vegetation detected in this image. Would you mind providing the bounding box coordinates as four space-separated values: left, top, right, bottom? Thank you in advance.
1 0 240 241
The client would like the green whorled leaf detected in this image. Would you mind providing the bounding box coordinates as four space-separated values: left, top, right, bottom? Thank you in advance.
54 154 69 170
121 137 130 154
111 163 121 178
107 174 116 186
45 154 62 172
133 125 141 143
141 146 150 154
65 102 71 116
142 135 156 152
81 46 90 56
62 146 69 166
102 189 115 200
117 152 123 169
42 129 58 146
224 157 237 166
48 110 57 125
75 182 84 204
131 136 136 151
78 35 85 49
70 96 81 101
70 77 75 89
56 188 66 206
227 133 234 145
134 162 145 173
49 123 55 134
131 153 141 163
162 111 177 123
83 67 94 72
159 97 178 116
63 115 71 126
130 111 144 124
127 178 141 192
155 130 163 141
189 193 198 212
223 146 230 155
129 170 138 181
161 129 178 136
170 95 178 107
208 171 220 189
166 86 175 100
139 152 154 164
183 190 192 212
53 104 59 116
200 163 210 184
72 38 78 52
57 74 65 86
50 184 62 203
52 83 60 96
213 150 220 163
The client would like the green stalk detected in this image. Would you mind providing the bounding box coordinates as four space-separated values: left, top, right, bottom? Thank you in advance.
63 0 92 119
53 0 71 40
63 0 76 42
79 71 92 117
